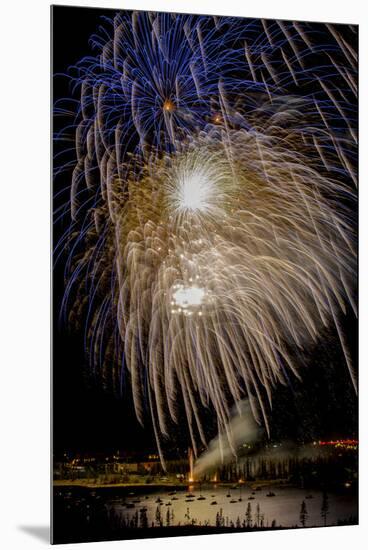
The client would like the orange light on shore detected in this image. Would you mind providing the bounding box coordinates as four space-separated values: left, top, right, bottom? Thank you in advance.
188 448 194 483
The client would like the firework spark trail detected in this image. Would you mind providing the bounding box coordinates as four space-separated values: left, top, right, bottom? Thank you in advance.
65 12 263 218
69 122 356 462
54 13 357 464
57 14 357 218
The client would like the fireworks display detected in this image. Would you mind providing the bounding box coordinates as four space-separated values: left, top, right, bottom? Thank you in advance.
54 12 357 465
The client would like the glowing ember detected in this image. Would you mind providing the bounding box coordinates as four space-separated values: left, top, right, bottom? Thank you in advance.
163 99 175 112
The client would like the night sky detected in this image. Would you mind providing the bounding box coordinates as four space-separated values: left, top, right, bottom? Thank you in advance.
52 6 358 458
52 6 155 456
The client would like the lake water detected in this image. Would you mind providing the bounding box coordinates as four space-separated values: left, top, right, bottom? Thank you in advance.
105 484 357 528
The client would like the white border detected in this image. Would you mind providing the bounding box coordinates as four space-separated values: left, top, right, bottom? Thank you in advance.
1 1 367 548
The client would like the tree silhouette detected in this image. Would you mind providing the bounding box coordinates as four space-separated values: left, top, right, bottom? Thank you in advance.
300 500 308 528
255 503 261 527
155 505 163 527
139 507 148 529
321 491 329 527
246 502 253 527
184 507 191 525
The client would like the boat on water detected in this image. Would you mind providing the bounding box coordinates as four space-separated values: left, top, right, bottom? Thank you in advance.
210 501 217 505
266 491 276 497
197 496 206 500
230 499 237 503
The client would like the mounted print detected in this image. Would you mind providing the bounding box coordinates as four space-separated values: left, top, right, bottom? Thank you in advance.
52 5 358 544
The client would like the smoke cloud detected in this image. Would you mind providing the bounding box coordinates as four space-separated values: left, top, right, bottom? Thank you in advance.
194 399 263 476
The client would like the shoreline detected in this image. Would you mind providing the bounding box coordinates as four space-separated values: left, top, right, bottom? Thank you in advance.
53 479 292 490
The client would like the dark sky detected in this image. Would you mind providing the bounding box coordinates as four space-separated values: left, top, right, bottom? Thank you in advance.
52 6 358 458
52 5 155 457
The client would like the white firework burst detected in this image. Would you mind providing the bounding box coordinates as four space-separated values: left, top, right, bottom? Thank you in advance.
101 125 356 461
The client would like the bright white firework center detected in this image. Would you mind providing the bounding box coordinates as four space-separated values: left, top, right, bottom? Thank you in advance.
178 171 214 211
172 285 206 314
